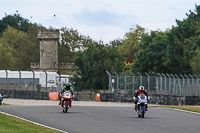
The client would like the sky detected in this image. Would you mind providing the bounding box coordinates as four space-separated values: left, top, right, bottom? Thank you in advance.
1 0 200 44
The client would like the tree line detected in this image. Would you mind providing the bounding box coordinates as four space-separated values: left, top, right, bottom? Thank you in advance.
0 5 200 91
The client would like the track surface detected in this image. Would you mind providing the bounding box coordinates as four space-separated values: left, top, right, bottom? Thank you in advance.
0 105 200 133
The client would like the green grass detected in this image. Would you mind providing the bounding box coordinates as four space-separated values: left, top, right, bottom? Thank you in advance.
151 105 200 113
1 103 10 106
0 113 62 133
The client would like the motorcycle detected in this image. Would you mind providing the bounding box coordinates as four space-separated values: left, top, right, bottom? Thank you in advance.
61 91 72 113
0 93 3 106
133 94 149 118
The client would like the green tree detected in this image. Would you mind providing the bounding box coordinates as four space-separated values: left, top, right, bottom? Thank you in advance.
0 42 15 69
118 25 148 62
0 26 39 70
109 38 123 48
131 5 200 74
131 31 169 73
0 13 32 36
72 42 125 91
58 27 93 64
190 48 200 74
164 4 200 74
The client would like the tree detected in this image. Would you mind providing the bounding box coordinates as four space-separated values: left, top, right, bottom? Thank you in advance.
58 27 93 64
118 25 148 62
109 38 123 48
0 42 15 69
72 42 125 91
190 48 200 74
0 13 32 36
164 4 200 74
131 5 200 74
131 31 169 73
0 26 39 70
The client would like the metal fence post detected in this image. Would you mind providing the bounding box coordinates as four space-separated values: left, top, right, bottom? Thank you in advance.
106 71 111 93
157 73 162 94
122 72 127 94
44 70 47 95
155 75 159 94
18 70 21 91
180 74 185 96
170 74 175 95
31 69 35 92
138 72 142 86
31 69 35 99
161 73 166 93
130 72 135 94
114 72 119 93
145 72 150 93
193 74 199 96
166 73 171 95
5 69 8 90
184 74 189 96
189 74 194 96
175 74 181 96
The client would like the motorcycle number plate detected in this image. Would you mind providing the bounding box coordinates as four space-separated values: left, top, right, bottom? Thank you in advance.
141 100 144 102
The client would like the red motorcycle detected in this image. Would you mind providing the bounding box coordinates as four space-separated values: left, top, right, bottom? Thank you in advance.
61 91 72 113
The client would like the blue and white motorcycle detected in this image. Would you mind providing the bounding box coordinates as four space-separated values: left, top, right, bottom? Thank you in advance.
0 93 3 106
133 94 149 118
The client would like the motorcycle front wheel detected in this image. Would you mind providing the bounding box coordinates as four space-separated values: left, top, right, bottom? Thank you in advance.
141 106 145 118
63 102 68 113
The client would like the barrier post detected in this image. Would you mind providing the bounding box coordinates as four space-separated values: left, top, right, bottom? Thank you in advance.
145 72 150 93
122 72 127 94
130 72 135 94
114 72 119 93
44 70 47 96
18 70 21 91
106 71 111 93
5 69 8 90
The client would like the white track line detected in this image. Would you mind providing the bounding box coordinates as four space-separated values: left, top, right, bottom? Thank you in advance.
0 111 68 133
156 107 200 115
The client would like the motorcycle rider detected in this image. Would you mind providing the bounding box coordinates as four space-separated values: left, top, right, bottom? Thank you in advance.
133 86 148 111
0 91 3 98
59 83 73 106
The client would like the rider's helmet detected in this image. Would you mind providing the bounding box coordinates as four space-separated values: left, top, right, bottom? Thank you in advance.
65 83 71 90
139 86 145 93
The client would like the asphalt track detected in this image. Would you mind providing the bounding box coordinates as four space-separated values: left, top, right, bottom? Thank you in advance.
0 105 200 133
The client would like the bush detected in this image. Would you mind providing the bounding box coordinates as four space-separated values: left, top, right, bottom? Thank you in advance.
36 84 41 92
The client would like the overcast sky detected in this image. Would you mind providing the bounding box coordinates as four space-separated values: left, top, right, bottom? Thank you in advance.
1 0 200 44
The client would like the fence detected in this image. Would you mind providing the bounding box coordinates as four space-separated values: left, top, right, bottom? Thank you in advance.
0 70 99 101
0 70 70 94
106 71 200 97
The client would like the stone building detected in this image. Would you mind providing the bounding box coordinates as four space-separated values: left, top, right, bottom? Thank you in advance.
31 29 59 72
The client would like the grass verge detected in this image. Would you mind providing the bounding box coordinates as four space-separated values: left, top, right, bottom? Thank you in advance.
1 103 10 106
151 105 200 113
0 113 62 133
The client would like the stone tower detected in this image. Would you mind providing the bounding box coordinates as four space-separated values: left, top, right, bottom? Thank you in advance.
37 29 59 71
